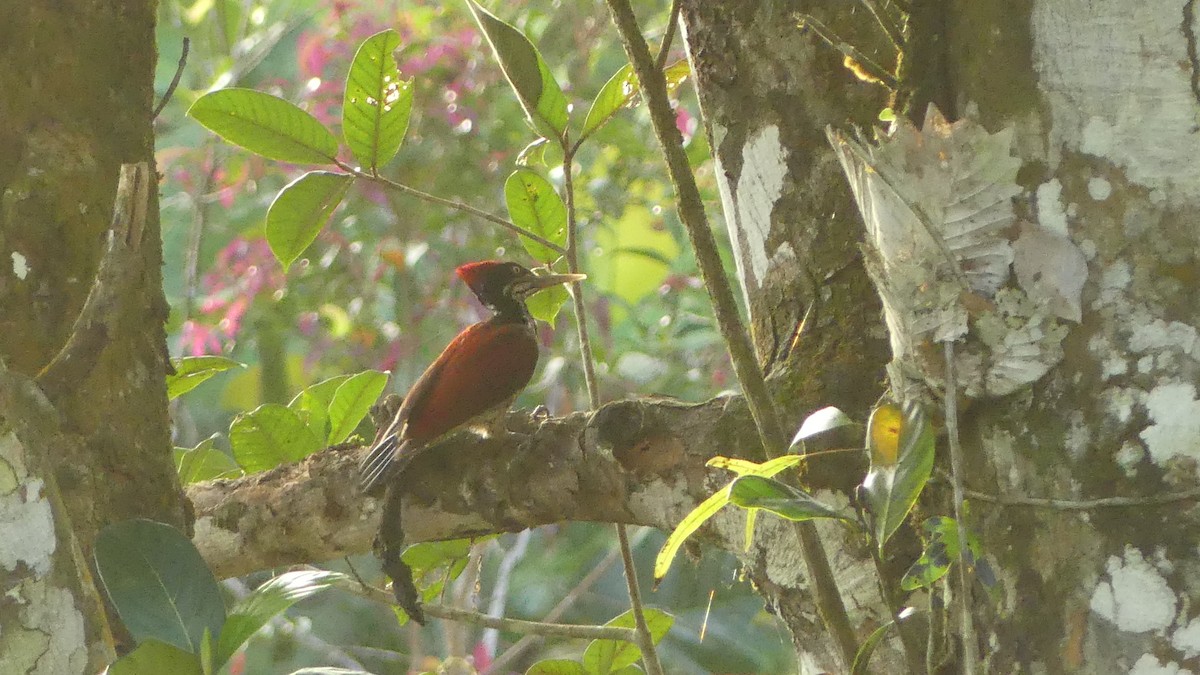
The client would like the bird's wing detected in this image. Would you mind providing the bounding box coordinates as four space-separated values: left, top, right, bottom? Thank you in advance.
359 320 539 493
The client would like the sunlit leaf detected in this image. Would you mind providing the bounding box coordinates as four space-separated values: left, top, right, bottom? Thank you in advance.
217 570 347 668
167 356 243 400
175 435 241 484
901 516 983 591
188 89 339 164
288 375 352 441
230 403 324 473
526 660 587 675
108 639 204 675
504 168 567 263
791 406 855 448
655 455 801 581
851 607 919 675
326 370 389 444
581 64 637 142
862 401 936 550
343 29 413 170
465 1 568 140
728 476 852 523
525 270 572 324
266 171 353 272
94 519 225 654
582 609 673 675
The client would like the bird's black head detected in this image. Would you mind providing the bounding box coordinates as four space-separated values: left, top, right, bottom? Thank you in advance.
456 261 585 318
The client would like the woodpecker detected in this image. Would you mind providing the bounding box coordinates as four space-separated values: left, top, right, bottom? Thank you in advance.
359 260 585 494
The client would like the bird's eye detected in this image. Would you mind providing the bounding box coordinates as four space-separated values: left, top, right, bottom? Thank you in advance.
510 263 522 274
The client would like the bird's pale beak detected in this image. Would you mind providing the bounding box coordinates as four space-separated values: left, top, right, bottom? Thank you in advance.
511 270 587 299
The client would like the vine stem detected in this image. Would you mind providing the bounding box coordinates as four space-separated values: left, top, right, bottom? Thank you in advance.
603 0 860 668
332 160 566 256
562 145 664 675
942 340 976 672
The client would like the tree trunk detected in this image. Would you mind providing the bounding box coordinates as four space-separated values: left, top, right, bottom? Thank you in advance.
0 1 187 672
682 0 1200 672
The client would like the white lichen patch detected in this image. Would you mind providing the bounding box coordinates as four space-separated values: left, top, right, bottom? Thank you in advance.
11 251 29 280
1129 320 1200 360
1035 179 1069 235
1090 546 1177 633
1088 177 1113 201
714 124 788 297
18 583 88 674
1172 615 1200 658
1033 2 1200 205
0 433 57 576
1129 654 1191 675
1139 382 1200 467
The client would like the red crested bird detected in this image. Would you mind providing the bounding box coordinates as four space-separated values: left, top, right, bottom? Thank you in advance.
359 260 585 494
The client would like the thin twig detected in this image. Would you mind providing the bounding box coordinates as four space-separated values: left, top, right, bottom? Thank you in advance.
962 485 1200 510
424 605 637 642
483 531 532 658
942 340 976 673
603 0 860 668
857 0 905 52
561 142 663 675
153 38 190 120
655 0 682 71
489 533 632 672
334 160 566 256
798 14 899 90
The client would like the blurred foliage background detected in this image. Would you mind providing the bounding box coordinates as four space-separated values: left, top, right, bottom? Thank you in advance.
155 0 794 672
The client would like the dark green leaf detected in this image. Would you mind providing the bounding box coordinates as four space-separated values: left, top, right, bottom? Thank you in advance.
167 356 243 400
230 403 324 473
901 516 983 590
108 639 204 675
343 29 413 170
288 375 352 441
188 89 339 164
580 64 637 142
217 570 347 668
94 519 225 654
851 607 918 675
526 660 587 675
582 609 672 675
729 476 853 523
266 171 353 271
326 370 389 444
790 406 855 448
504 169 567 263
465 1 568 140
175 435 241 484
861 401 935 550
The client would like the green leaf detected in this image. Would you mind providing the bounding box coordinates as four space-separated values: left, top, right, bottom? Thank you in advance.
583 609 672 675
851 607 919 675
175 435 241 484
401 538 475 574
901 516 982 591
526 660 587 675
526 283 570 324
862 401 936 551
728 475 852 523
230 403 324 473
343 29 413 170
188 89 339 164
288 374 352 441
465 1 568 140
216 570 347 668
326 370 389 444
654 455 802 581
94 519 225 654
790 406 855 448
167 356 243 400
504 169 567 263
108 639 205 675
581 64 638 142
266 171 354 272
